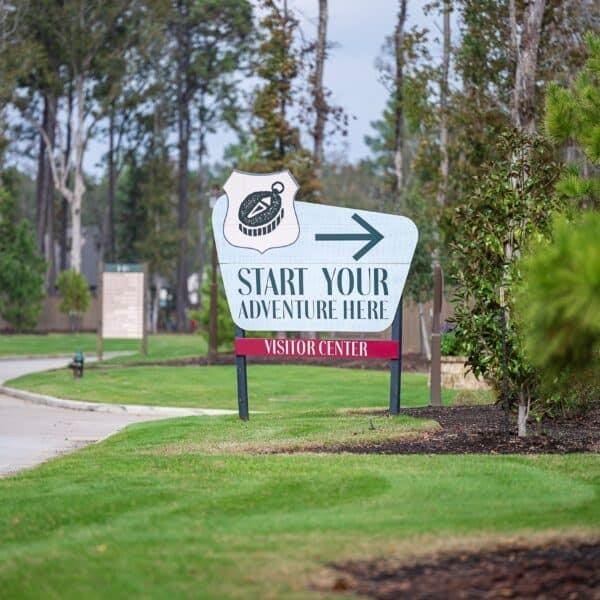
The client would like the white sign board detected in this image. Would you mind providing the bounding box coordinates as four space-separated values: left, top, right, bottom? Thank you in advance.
213 170 418 333
102 267 145 339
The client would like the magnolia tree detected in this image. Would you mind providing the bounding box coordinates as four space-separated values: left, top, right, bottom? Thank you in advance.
450 131 562 436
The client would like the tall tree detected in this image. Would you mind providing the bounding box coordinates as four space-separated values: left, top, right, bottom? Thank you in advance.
95 3 160 264
18 0 141 273
368 4 432 201
365 21 436 356
35 92 57 290
171 0 193 332
240 0 316 198
311 0 328 193
393 0 408 199
436 0 451 213
9 0 61 290
167 0 253 332
443 0 592 211
0 0 29 166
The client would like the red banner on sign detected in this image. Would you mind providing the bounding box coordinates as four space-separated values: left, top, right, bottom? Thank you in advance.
235 337 398 360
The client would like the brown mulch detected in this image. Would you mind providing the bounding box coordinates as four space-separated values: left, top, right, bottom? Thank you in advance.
325 541 600 599
290 406 600 455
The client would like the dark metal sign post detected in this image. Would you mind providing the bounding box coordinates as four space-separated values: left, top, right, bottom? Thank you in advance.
389 300 403 415
235 325 249 420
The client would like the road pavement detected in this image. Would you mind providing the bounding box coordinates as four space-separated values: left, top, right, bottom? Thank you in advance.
0 356 170 477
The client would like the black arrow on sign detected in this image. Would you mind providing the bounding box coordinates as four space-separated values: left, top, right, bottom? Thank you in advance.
315 213 384 261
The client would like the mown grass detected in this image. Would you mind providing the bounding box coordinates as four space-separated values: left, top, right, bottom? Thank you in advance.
0 415 598 599
7 365 455 412
3 340 597 598
0 333 137 356
0 333 206 362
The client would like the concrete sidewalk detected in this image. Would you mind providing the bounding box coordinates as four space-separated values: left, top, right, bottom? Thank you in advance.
0 356 233 477
0 393 165 476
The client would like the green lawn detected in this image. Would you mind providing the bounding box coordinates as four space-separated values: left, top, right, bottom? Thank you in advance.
7 365 455 412
0 416 598 599
2 353 597 598
0 333 206 362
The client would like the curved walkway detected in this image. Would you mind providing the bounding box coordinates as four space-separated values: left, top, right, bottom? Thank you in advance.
0 356 233 477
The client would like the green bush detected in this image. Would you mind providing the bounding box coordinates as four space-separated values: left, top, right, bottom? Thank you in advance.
441 330 463 356
57 270 91 332
536 366 600 419
517 212 600 373
516 212 600 417
0 188 45 331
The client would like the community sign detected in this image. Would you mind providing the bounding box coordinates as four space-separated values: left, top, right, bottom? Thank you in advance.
213 169 418 334
101 263 145 340
213 169 418 419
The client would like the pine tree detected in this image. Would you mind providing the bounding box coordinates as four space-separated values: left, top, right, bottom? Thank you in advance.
241 0 316 199
544 32 600 208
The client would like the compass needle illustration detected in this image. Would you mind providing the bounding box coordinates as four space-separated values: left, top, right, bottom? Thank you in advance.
238 181 285 237
222 170 300 253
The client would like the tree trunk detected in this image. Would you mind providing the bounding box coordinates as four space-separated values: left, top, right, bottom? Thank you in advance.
150 273 161 334
517 391 529 437
44 175 56 294
70 74 86 273
196 110 208 311
175 46 191 332
59 198 68 271
312 0 328 194
59 84 73 272
418 301 431 361
431 0 451 276
507 0 545 436
37 93 58 293
35 95 49 255
510 0 546 133
196 205 208 309
436 0 450 211
393 0 408 199
104 104 117 262
208 234 218 362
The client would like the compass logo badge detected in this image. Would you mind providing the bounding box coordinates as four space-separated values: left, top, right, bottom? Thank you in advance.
223 170 300 253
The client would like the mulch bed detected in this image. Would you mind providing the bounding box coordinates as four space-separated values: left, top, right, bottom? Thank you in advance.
325 541 600 599
294 406 600 455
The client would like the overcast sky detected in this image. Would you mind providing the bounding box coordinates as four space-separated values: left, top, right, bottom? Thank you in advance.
85 1 448 174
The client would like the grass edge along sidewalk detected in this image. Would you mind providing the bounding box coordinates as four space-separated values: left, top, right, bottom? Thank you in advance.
6 364 456 412
0 414 598 599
